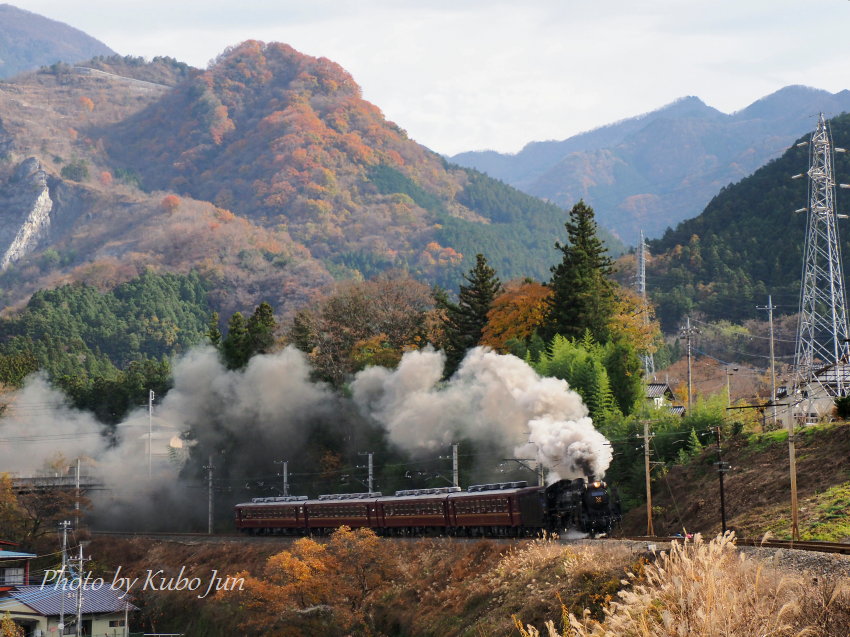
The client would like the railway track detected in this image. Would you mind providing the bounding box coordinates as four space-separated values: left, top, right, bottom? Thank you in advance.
92 531 850 556
621 535 850 555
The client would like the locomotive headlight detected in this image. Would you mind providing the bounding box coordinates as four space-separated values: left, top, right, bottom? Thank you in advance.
593 482 601 488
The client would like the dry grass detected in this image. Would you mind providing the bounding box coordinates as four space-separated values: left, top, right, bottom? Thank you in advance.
516 532 850 637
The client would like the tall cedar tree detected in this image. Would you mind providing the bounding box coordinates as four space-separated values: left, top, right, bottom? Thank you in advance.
544 201 616 343
247 301 278 354
221 303 278 369
439 254 503 378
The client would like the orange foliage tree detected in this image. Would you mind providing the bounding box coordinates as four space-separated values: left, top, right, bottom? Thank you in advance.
161 194 181 213
231 526 398 635
78 96 94 112
481 280 552 352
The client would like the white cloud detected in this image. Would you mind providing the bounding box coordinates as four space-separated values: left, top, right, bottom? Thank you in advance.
9 0 850 154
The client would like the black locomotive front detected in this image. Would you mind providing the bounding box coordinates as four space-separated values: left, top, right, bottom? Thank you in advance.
545 478 620 536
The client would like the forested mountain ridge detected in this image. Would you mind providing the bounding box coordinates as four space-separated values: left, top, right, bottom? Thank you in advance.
646 112 850 330
452 86 850 245
0 4 115 78
0 41 622 320
102 40 622 286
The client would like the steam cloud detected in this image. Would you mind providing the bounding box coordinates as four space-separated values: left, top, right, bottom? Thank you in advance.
0 346 343 530
351 347 612 482
0 345 612 530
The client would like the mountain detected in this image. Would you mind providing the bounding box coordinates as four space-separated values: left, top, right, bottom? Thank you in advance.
0 42 622 321
645 112 850 330
0 4 115 78
100 41 622 288
451 87 850 245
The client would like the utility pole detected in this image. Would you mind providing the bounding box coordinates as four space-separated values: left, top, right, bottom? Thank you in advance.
758 296 779 427
274 460 289 496
75 544 89 637
58 520 70 635
713 427 731 533
639 420 655 536
205 455 214 534
74 458 81 530
725 366 738 408
358 452 374 493
788 424 801 542
452 443 459 488
148 390 155 479
680 318 699 411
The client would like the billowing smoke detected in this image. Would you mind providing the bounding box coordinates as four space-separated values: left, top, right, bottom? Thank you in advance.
0 344 612 532
351 347 612 482
0 376 107 473
0 346 349 530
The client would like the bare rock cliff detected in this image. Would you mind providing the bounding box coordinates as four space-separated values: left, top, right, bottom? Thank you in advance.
0 157 53 269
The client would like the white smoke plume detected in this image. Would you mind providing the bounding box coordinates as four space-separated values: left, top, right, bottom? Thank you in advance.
351 347 612 482
0 376 107 474
0 346 342 529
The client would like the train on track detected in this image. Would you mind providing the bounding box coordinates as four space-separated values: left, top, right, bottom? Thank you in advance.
234 477 620 537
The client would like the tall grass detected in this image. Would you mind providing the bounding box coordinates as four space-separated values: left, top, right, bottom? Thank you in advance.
516 532 850 637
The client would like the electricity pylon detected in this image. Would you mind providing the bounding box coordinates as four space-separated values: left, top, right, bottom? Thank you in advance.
794 113 850 396
637 230 655 377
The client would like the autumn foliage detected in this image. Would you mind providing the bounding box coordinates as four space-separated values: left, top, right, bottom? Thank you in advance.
232 526 398 635
289 274 437 384
161 194 181 212
482 280 552 351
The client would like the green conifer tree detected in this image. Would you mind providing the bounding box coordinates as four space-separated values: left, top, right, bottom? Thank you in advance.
247 301 277 355
222 311 250 370
544 200 616 343
438 254 502 377
207 311 222 347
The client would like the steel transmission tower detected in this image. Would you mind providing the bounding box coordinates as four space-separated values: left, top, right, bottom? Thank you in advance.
794 113 850 395
637 230 655 377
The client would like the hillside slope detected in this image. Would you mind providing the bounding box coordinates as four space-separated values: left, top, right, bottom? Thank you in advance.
0 3 115 78
619 422 850 540
452 86 850 244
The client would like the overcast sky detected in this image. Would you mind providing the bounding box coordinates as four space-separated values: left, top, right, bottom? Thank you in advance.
9 0 850 155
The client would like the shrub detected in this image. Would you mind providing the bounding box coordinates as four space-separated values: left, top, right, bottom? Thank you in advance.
60 159 89 182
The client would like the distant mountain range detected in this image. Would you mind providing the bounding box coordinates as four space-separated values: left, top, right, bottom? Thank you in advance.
644 111 850 330
0 4 115 78
451 87 850 245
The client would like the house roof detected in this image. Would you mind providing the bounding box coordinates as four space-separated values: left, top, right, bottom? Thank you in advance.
668 406 686 416
646 383 674 399
8 585 137 615
0 550 36 559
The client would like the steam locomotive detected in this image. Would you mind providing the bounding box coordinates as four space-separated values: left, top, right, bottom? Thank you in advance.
234 477 620 537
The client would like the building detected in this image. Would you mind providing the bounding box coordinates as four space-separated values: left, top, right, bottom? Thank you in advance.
0 540 35 591
781 361 850 426
645 382 685 416
1 584 136 636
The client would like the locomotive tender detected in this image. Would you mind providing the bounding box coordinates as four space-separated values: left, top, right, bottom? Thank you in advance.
234 477 620 537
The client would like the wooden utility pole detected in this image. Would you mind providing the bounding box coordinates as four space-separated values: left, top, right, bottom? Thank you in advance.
640 420 655 536
713 427 730 533
788 425 800 541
